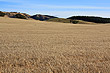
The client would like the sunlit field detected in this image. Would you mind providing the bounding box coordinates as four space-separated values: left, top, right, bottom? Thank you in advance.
0 17 110 73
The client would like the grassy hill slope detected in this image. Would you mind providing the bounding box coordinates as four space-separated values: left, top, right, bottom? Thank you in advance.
47 18 95 24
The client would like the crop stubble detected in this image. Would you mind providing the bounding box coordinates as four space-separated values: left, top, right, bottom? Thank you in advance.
0 17 110 73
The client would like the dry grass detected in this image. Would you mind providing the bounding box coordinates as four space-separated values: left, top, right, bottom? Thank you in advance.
0 17 110 73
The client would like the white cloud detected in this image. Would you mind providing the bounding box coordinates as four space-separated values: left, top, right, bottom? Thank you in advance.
30 11 110 18
1 1 110 18
33 5 110 10
1 0 110 10
1 7 110 18
2 2 110 10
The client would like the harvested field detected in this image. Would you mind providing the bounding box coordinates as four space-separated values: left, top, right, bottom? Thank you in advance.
0 17 110 73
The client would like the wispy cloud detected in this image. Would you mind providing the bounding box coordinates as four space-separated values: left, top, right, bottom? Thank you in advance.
4 3 110 10
1 0 110 18
1 0 110 10
31 11 110 18
32 4 110 10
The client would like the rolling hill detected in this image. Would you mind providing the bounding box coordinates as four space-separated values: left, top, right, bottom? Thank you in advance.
68 16 110 23
0 11 110 24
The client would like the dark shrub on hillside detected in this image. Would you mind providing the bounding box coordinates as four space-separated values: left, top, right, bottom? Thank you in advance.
0 11 5 17
15 14 27 19
68 16 110 23
71 20 79 24
47 18 80 24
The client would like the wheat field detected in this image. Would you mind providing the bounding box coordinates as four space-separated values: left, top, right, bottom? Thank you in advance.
0 17 110 73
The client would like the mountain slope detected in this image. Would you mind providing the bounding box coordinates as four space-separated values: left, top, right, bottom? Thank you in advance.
31 14 58 21
0 11 58 21
1 11 110 24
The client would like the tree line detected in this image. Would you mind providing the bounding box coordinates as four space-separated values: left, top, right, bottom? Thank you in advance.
68 16 110 23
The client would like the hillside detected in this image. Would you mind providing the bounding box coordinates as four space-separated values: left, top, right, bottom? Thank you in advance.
31 14 57 21
1 11 110 24
47 18 95 24
0 11 57 21
68 16 110 23
0 11 30 19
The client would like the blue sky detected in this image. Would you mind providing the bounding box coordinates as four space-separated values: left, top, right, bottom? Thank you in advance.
0 0 110 18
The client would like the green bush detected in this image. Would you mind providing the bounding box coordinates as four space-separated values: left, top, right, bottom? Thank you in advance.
0 11 5 17
71 20 79 24
15 14 27 19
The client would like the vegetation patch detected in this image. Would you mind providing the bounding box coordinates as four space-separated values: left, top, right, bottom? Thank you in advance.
0 11 5 17
15 14 27 19
68 16 110 23
47 18 80 24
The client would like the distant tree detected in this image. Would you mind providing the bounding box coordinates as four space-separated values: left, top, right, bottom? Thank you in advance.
0 11 5 17
15 14 27 19
68 16 110 23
